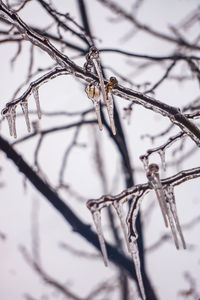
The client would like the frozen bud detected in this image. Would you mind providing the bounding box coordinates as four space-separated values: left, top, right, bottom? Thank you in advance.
110 76 118 86
86 84 101 101
148 163 159 173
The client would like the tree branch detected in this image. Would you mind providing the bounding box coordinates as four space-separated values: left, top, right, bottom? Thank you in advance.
0 134 158 299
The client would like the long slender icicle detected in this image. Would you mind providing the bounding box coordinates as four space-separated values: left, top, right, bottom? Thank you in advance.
92 58 107 106
127 193 146 300
166 186 186 249
88 47 116 135
129 238 146 300
113 201 129 250
171 202 186 249
21 100 31 132
33 88 42 119
92 210 108 267
166 202 179 249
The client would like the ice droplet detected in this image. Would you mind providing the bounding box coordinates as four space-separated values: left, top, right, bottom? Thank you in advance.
33 88 41 119
21 101 31 132
92 210 108 266
129 238 146 300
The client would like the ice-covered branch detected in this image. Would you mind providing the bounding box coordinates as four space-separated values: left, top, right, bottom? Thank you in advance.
0 135 159 299
140 132 186 171
1 1 200 146
87 166 200 210
2 67 70 136
87 166 200 298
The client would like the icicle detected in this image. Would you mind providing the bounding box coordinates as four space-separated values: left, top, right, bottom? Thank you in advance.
166 186 186 249
90 48 107 106
126 193 146 299
106 90 116 135
10 105 17 138
86 48 117 135
92 210 108 267
158 150 166 171
5 111 13 136
21 100 31 132
147 164 168 227
33 88 41 119
113 201 129 250
166 202 179 249
85 83 103 131
139 155 149 171
171 203 186 249
94 101 103 131
105 77 118 135
129 237 146 300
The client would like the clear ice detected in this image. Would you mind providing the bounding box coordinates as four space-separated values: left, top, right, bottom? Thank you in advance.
33 88 42 119
92 210 108 266
129 237 146 300
21 101 31 132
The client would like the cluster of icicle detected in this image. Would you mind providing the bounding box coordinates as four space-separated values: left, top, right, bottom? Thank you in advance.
145 163 186 250
2 87 41 138
87 161 186 300
85 46 117 135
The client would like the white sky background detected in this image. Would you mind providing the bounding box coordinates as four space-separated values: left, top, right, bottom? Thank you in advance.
0 0 200 300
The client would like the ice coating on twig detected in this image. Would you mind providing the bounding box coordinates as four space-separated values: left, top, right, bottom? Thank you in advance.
21 100 31 132
146 164 168 227
32 87 41 119
85 83 103 131
92 210 108 266
113 201 129 250
85 167 200 298
129 237 146 300
165 186 186 249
